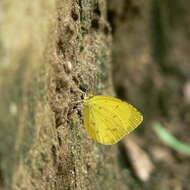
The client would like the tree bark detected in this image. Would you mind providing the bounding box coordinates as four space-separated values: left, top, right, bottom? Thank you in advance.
0 0 128 189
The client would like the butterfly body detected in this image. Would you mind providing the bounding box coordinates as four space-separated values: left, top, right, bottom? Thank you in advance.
84 95 143 145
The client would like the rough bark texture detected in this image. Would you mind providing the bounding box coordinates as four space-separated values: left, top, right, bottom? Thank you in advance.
0 0 128 189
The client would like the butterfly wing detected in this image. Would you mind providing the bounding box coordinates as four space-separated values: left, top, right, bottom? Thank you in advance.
84 95 143 145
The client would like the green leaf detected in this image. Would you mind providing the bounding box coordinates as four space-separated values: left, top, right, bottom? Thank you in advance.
153 123 190 156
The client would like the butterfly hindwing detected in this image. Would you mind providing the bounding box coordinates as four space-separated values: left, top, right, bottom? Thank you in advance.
84 95 143 145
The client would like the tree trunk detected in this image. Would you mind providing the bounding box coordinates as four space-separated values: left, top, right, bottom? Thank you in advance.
0 0 128 189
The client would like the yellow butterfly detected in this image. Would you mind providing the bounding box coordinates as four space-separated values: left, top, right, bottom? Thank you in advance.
83 94 143 145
